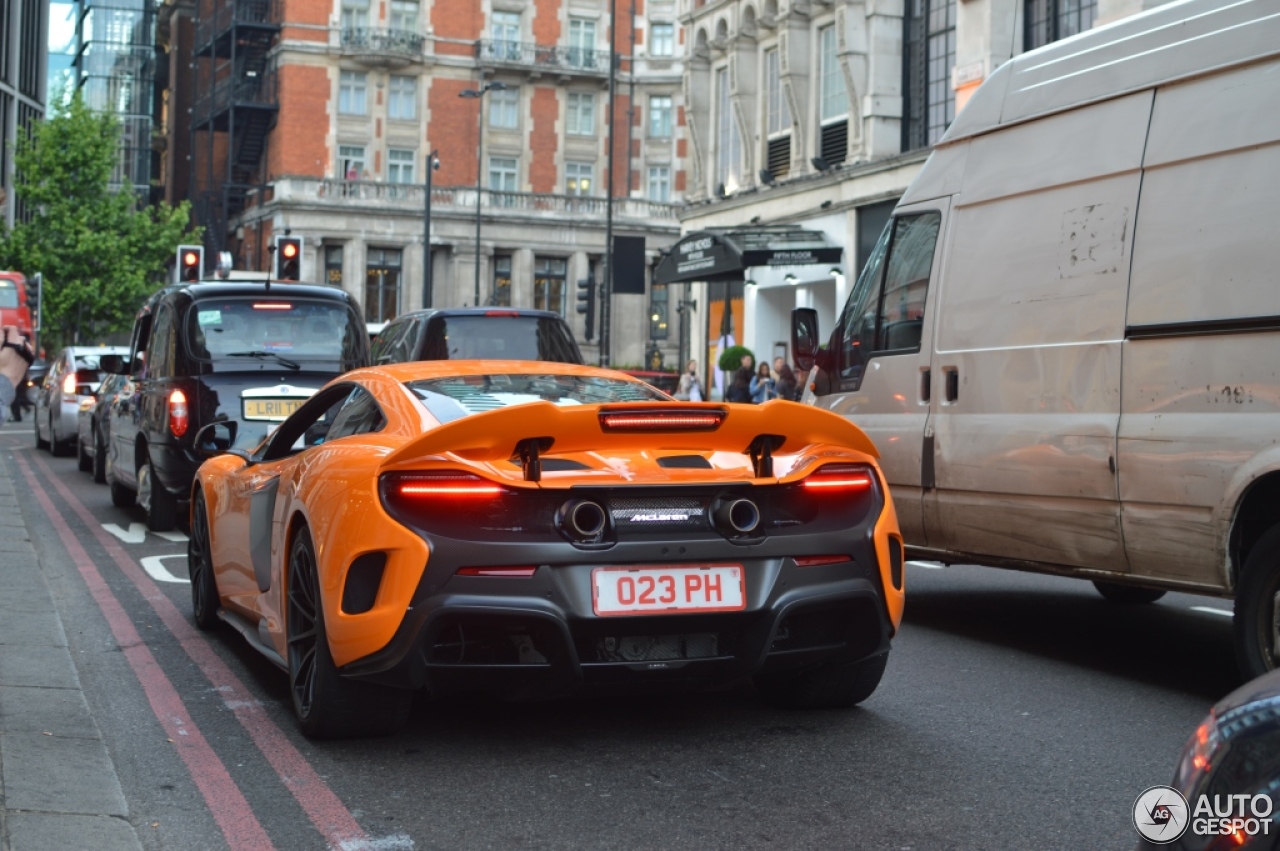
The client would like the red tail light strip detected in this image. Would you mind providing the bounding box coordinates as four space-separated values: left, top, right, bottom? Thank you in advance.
600 409 726 431
392 472 503 497
456 566 538 577
801 464 875 492
794 555 851 568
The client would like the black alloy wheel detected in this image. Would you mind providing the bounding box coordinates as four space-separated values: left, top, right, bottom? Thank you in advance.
188 491 220 630
139 457 177 532
1092 581 1167 605
286 527 412 739
1234 524 1280 680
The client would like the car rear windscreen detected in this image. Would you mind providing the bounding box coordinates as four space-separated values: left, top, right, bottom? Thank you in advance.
186 298 364 365
407 374 664 424
421 315 582 363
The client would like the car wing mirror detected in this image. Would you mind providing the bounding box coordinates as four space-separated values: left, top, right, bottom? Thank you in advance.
791 308 820 372
193 421 245 460
99 354 125 374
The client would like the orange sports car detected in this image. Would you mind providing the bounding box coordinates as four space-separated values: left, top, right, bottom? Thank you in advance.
187 361 905 738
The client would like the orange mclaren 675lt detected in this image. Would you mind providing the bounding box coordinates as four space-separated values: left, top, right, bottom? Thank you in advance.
187 361 905 738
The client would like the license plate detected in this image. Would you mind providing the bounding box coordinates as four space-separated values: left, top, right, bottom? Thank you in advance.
592 565 746 616
243 398 306 421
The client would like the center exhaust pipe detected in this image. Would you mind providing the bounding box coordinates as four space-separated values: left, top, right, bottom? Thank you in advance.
558 499 608 543
712 497 761 536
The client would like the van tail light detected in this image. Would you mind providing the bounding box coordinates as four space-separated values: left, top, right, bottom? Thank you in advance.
62 373 76 401
169 389 189 437
801 464 875 492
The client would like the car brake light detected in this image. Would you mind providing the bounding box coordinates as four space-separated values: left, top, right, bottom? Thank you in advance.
483 310 520 317
169 389 189 437
801 464 875 491
62 373 76 398
794 555 851 567
253 302 293 310
392 471 503 497
599 408 726 431
456 566 538 577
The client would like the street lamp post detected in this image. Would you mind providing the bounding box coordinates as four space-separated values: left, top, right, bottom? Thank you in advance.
458 81 508 307
421 149 440 310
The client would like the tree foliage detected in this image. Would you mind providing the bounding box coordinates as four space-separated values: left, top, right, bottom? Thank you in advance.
718 345 755 372
0 93 199 346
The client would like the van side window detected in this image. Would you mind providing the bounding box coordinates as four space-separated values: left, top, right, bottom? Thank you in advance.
149 305 175 378
835 212 941 387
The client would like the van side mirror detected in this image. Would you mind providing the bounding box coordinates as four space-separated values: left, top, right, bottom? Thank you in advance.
100 354 125 374
193 421 239 458
791 308 821 372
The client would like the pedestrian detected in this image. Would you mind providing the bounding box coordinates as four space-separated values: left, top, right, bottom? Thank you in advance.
675 359 703 402
0 325 35 427
726 352 755 403
750 362 776 403
774 356 798 401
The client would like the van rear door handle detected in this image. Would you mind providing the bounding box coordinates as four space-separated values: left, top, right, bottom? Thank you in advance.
944 368 959 403
921 368 931 403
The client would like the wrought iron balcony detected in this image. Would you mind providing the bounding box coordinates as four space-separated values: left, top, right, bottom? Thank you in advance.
273 177 681 223
475 39 607 76
195 0 279 55
340 27 425 66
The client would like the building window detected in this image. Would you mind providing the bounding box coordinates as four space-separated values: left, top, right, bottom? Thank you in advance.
649 95 673 138
650 282 669 339
567 92 595 136
324 245 344 287
817 26 847 165
389 0 418 32
566 161 593 196
365 248 402 323
650 22 675 56
388 75 417 120
493 255 513 307
765 48 791 178
339 71 367 115
489 86 519 129
489 156 518 206
388 148 416 184
535 257 568 314
339 144 366 180
903 0 956 150
341 0 368 31
568 18 597 68
491 10 521 59
1025 0 1096 50
647 166 671 202
715 67 741 193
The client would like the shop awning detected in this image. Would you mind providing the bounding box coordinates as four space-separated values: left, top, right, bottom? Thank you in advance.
653 227 844 285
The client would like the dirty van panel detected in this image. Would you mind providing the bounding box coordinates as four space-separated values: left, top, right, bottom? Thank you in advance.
1117 59 1280 590
814 203 947 547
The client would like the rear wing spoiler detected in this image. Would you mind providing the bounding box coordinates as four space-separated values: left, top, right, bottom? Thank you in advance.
381 400 878 480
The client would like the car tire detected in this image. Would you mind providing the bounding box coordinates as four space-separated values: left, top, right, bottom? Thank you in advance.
49 414 72 457
139 457 177 532
755 652 889 710
35 413 49 450
287 527 412 739
108 452 136 508
1234 524 1280 680
1092 581 1167 605
92 430 107 484
188 490 221 631
77 434 93 472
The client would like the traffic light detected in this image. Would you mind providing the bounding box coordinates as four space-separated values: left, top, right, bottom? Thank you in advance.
274 236 302 281
177 245 203 283
576 276 596 341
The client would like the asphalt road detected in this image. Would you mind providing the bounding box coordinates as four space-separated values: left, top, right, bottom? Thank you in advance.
1 419 1240 850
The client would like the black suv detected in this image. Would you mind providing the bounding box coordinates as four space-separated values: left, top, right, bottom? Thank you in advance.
369 308 583 365
104 282 368 530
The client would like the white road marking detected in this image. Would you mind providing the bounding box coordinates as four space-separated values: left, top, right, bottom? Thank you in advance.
102 522 147 544
140 554 190 584
154 530 189 543
1190 606 1233 618
907 560 946 570
339 835 416 851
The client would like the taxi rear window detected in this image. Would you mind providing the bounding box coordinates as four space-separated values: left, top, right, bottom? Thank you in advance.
185 298 362 363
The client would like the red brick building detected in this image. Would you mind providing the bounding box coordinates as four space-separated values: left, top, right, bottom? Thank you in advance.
156 0 691 365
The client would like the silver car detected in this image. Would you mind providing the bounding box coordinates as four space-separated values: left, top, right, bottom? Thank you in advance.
34 346 129 456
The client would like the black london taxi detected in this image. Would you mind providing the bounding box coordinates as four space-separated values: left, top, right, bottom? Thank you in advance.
103 280 368 531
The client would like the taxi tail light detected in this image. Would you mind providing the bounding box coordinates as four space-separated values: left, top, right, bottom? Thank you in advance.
61 372 76 401
168 389 189 437
801 464 876 492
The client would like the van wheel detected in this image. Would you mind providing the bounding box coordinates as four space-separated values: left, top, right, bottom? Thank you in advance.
1092 581 1167 605
755 653 888 710
287 527 412 739
138 458 177 532
1234 525 1280 680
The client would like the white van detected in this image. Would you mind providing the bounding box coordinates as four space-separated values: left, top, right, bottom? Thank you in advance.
792 0 1280 678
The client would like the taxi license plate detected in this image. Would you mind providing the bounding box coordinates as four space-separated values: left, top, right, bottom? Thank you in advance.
592 565 746 616
243 398 306 421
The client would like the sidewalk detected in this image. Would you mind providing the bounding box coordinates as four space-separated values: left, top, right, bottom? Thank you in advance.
0 448 143 851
